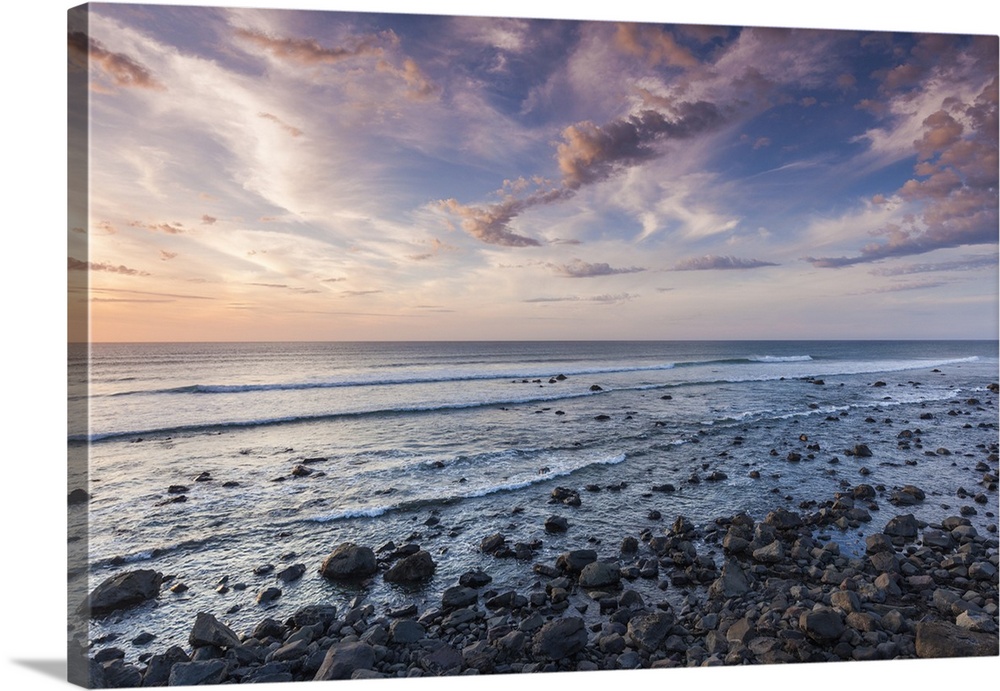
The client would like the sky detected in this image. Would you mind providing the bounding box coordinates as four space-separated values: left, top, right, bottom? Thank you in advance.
67 1 999 341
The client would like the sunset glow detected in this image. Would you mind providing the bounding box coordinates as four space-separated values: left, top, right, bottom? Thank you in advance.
69 2 999 341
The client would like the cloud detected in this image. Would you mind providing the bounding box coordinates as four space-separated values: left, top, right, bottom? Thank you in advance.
613 23 700 69
68 31 164 90
550 259 645 277
234 27 389 64
159 250 178 261
524 293 639 304
89 287 214 300
869 254 998 276
556 103 725 189
258 112 303 137
129 220 185 234
438 101 726 246
341 290 382 297
672 255 778 270
809 73 998 268
200 215 217 225
68 257 150 276
855 280 949 294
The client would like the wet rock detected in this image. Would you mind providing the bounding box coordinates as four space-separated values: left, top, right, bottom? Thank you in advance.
626 610 674 651
168 660 227 686
480 534 507 555
708 558 751 599
384 550 436 583
189 612 241 649
319 543 377 581
578 561 620 589
915 620 999 658
256 587 281 605
390 619 425 644
459 569 492 588
544 515 569 533
442 586 478 609
276 563 306 583
532 616 587 659
556 550 598 573
883 514 919 541
799 607 845 643
314 641 376 680
83 570 163 616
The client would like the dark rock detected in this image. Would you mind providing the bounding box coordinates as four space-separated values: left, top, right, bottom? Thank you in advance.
256 587 281 605
384 550 436 583
313 642 376 681
544 515 569 533
276 563 306 583
83 570 162 616
915 620 999 658
799 608 845 643
578 561 620 589
290 604 338 628
480 534 507 555
167 660 227 686
532 616 587 659
853 444 873 457
883 514 919 540
390 619 425 644
189 612 241 649
419 644 464 675
142 646 190 687
556 550 597 573
459 569 492 588
442 586 478 609
319 542 377 581
626 611 674 651
709 559 750 599
68 489 90 504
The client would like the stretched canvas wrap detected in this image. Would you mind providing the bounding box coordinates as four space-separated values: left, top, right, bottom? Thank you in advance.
68 2 999 688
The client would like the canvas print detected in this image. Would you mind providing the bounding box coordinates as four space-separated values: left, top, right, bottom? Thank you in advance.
68 2 999 688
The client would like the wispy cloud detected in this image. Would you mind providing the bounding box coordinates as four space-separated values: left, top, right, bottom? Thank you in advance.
672 255 777 270
68 31 164 91
870 254 998 276
550 259 645 277
68 257 149 276
524 293 639 304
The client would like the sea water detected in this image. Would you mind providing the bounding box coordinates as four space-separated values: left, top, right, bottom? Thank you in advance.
68 341 999 658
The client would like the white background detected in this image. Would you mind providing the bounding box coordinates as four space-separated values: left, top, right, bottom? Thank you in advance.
2 1 997 689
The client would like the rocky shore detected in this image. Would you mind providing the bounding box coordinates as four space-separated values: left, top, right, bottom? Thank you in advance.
82 477 998 685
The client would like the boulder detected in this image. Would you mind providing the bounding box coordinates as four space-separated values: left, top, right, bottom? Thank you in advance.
459 569 492 588
578 561 620 589
480 534 507 555
532 617 587 659
314 642 376 680
915 620 999 658
167 660 227 686
799 607 845 643
390 619 425 644
384 550 436 583
189 612 241 649
626 611 674 651
319 543 376 580
708 558 751 599
84 570 162 616
442 586 478 609
276 563 306 583
883 514 919 540
556 549 597 573
544 515 569 533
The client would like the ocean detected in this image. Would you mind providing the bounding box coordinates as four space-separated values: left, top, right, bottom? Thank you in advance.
68 340 999 659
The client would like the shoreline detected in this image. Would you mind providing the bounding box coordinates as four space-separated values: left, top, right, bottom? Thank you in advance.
79 383 999 686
